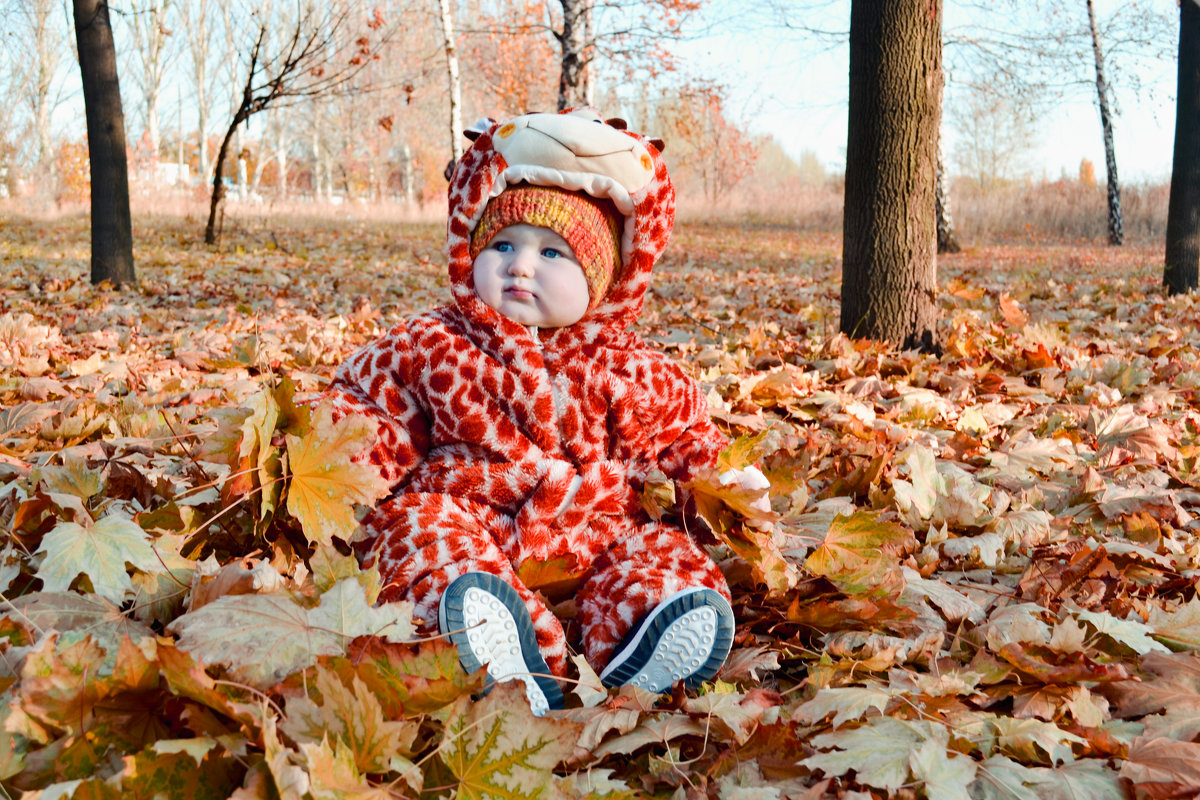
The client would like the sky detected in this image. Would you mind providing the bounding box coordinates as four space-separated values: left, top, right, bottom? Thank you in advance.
677 0 1180 183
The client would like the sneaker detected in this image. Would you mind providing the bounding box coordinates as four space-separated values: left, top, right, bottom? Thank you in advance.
599 587 735 693
438 572 564 715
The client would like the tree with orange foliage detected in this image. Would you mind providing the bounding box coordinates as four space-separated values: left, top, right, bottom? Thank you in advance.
654 80 757 204
633 79 753 205
555 0 701 110
467 0 559 116
462 0 702 113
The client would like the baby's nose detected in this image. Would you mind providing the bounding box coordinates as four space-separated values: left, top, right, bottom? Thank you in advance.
507 249 536 275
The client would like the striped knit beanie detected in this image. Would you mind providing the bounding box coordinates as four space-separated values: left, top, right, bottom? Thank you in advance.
470 184 623 304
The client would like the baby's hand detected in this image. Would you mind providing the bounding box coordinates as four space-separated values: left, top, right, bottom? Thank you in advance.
719 465 772 513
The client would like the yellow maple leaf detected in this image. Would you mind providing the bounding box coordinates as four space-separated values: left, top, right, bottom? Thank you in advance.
285 401 389 546
300 736 399 800
439 682 581 800
281 668 419 773
804 511 913 595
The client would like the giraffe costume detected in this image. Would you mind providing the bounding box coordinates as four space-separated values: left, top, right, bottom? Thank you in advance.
325 109 733 695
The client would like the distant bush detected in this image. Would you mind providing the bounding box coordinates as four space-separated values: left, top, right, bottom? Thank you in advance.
678 170 1167 246
952 178 1167 244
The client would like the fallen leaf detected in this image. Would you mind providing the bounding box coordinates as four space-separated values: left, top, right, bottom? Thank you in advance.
168 579 413 687
439 681 581 799
285 401 390 546
34 515 162 604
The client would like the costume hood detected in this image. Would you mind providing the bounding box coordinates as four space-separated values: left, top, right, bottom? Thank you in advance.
445 109 675 349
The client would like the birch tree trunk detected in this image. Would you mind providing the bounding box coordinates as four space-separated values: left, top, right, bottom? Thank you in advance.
401 143 415 205
437 0 464 169
1086 0 1124 246
129 0 173 162
73 0 135 285
1164 0 1200 295
936 133 960 253
557 0 594 110
840 0 942 351
180 0 213 181
20 0 66 188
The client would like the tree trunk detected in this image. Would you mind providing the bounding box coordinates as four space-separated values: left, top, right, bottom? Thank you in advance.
205 117 240 244
557 0 593 110
276 143 288 200
1165 0 1200 295
147 93 160 160
840 0 941 351
401 143 415 205
1086 0 1123 246
437 0 464 169
936 130 960 254
182 0 212 182
29 0 65 191
73 0 135 285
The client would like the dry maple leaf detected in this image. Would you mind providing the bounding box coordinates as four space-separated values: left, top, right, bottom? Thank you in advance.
167 578 413 687
285 401 389 546
280 668 419 772
792 685 893 728
1104 651 1200 718
187 557 285 612
300 736 401 800
113 741 241 800
804 510 912 595
1146 597 1200 651
33 514 164 604
909 735 978 799
1119 736 1200 793
803 716 936 791
439 681 581 800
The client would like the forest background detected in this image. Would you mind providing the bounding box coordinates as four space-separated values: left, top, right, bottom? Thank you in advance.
0 0 1180 242
2 1 1200 799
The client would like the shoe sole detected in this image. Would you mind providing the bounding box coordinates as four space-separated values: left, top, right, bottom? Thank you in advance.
438 572 564 715
599 587 735 693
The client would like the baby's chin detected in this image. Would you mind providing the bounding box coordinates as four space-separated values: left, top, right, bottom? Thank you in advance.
482 299 583 329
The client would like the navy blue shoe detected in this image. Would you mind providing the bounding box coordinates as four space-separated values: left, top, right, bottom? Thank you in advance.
438 572 564 715
599 587 735 693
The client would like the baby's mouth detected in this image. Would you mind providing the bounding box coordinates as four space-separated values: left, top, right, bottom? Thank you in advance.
505 285 535 299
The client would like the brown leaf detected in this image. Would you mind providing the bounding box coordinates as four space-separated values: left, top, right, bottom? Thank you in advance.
997 642 1131 685
1120 736 1200 790
187 558 285 612
1104 652 1200 718
999 294 1029 327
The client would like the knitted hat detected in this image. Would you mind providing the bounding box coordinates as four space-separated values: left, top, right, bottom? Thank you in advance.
470 184 623 304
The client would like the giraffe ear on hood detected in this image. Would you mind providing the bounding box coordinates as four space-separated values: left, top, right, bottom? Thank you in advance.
463 117 495 141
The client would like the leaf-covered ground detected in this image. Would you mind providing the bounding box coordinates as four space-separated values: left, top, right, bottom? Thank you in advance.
2 211 1200 799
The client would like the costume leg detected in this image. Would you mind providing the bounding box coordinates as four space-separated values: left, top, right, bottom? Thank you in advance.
575 521 731 668
360 492 569 676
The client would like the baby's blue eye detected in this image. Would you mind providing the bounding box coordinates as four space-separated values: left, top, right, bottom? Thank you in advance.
494 242 513 252
541 248 563 259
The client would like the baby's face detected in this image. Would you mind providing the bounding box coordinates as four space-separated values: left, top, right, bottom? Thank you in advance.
472 224 591 328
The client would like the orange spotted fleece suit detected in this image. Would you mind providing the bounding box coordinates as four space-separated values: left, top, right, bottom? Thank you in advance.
324 110 731 676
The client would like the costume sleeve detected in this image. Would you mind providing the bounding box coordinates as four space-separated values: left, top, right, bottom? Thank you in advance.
658 414 727 482
324 324 430 491
646 354 729 483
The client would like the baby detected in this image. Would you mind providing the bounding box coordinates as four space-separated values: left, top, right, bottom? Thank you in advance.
326 110 735 714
